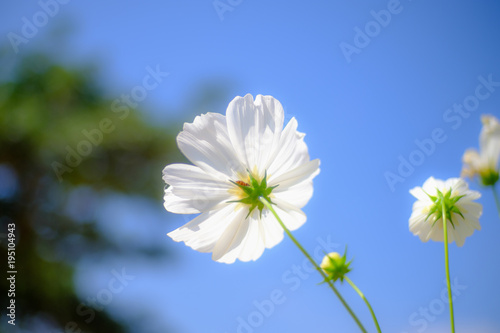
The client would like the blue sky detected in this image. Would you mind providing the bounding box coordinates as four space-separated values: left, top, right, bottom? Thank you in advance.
2 1 500 332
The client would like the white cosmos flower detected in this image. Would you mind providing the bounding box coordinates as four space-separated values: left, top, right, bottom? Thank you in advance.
409 177 482 247
162 94 320 263
461 115 500 186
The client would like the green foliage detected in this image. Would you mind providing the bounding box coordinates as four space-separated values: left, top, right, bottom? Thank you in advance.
0 52 200 332
0 53 181 195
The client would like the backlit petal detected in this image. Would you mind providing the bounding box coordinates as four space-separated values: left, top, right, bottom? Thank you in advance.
226 94 284 177
177 112 245 180
163 163 231 213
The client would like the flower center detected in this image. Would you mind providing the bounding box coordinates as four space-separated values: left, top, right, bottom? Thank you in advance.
425 188 465 228
229 171 277 217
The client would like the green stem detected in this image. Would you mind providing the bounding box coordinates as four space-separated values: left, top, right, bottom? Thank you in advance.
442 200 455 333
492 185 500 219
259 197 367 333
344 276 382 333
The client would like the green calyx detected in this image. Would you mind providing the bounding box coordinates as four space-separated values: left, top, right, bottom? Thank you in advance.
320 248 352 283
480 169 499 187
229 171 278 217
425 188 465 228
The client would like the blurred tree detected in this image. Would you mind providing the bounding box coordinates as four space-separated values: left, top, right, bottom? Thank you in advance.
0 50 227 332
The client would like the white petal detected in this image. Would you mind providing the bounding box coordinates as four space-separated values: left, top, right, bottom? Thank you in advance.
267 117 310 177
163 163 231 213
462 149 481 175
459 201 482 230
465 189 481 201
409 186 431 202
484 144 500 170
258 210 285 248
462 149 480 164
176 112 245 180
226 94 284 176
409 209 433 242
444 177 461 189
448 212 476 247
235 210 266 262
421 177 441 195
269 159 320 190
273 177 314 209
212 208 252 263
478 115 500 170
168 204 240 253
427 219 445 244
163 187 200 214
480 115 500 152
272 198 307 231
211 207 288 263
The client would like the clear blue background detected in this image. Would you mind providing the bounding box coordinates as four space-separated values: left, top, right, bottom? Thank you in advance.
2 1 500 332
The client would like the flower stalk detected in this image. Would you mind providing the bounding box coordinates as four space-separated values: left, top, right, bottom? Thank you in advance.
442 198 455 333
493 185 500 219
259 197 367 333
344 276 381 333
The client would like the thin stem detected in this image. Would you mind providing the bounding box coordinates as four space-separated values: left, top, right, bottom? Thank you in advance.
492 185 500 219
442 200 455 333
259 197 367 333
344 276 382 333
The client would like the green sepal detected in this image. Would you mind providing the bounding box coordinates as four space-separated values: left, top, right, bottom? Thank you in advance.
320 247 352 284
480 169 499 187
228 171 277 218
425 187 466 229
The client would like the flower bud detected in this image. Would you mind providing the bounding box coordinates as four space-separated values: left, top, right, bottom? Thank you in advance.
320 250 352 283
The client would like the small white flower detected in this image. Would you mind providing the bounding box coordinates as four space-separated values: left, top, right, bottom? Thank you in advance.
409 177 482 247
163 94 320 263
461 115 500 186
